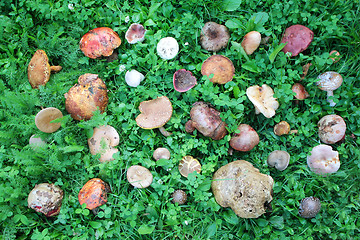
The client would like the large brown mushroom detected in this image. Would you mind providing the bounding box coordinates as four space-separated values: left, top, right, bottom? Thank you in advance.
200 22 230 52
281 25 314 57
78 178 111 210
201 55 235 84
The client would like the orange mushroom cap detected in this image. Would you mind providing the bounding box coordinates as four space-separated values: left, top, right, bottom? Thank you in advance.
201 55 235 84
78 178 111 210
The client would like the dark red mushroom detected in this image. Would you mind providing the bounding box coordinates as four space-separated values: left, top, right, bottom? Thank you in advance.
281 25 314 57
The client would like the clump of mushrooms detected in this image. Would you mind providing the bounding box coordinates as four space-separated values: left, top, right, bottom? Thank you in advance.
267 150 290 171
200 22 230 52
299 196 321 218
274 121 290 136
281 24 314 57
171 190 187 205
246 84 279 118
153 147 171 161
127 165 153 188
88 125 119 162
201 55 235 84
125 23 146 44
178 156 201 178
318 115 346 144
35 107 63 133
78 178 111 211
173 69 197 92
307 145 340 175
157 37 179 60
230 124 259 152
316 71 343 107
241 31 261 55
125 69 145 87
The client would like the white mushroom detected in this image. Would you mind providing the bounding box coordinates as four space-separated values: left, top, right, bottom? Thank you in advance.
267 150 290 171
307 145 340 175
125 70 145 87
125 23 146 44
246 84 279 118
241 31 261 55
156 37 179 60
318 115 346 144
88 125 119 162
127 165 153 188
316 71 343 107
153 147 171 161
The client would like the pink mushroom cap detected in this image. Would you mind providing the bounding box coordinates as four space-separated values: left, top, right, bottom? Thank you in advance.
307 145 340 175
173 69 197 92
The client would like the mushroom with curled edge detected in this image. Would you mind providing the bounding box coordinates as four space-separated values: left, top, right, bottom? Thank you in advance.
281 25 314 57
78 178 111 211
35 107 63 133
153 147 171 161
127 165 153 188
28 50 62 89
267 150 290 171
157 37 179 60
307 144 340 175
318 115 346 144
125 23 146 44
241 31 261 55
173 69 197 92
88 125 119 162
299 196 321 218
246 84 279 118
230 124 259 152
200 22 230 52
201 55 235 84
178 156 201 178
316 71 343 107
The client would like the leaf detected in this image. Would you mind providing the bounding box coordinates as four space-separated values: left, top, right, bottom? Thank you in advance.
207 222 217 238
269 43 287 63
59 145 84 153
89 221 102 229
242 60 260 73
137 224 155 235
225 19 242 29
222 0 241 11
269 216 284 229
148 3 162 18
253 12 269 25
156 158 170 166
223 210 239 225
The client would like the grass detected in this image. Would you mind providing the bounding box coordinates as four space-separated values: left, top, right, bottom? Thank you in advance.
0 0 360 239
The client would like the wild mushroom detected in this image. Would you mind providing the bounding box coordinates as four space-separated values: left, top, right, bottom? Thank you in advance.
329 50 341 63
173 69 197 92
65 73 109 120
307 144 340 175
79 27 121 59
200 22 230 52
28 183 63 217
301 63 312 79
292 83 309 100
178 156 201 178
274 121 290 136
318 115 346 144
316 71 343 107
125 23 146 44
88 125 119 162
201 55 235 84
153 147 171 161
29 135 47 149
241 31 261 55
157 37 179 60
171 190 187 205
78 178 111 210
127 165 153 188
125 69 145 87
230 124 259 152
211 160 274 218
267 150 290 171
186 102 227 140
299 196 321 218
28 50 62 89
246 84 279 118
281 25 314 57
35 107 63 133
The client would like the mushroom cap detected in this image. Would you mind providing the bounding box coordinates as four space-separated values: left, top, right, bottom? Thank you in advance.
35 107 63 133
178 156 201 177
307 144 340 175
246 84 279 118
241 31 261 55
171 190 187 205
292 83 310 100
156 37 179 60
28 183 64 217
201 55 235 84
173 69 197 92
274 121 290 136
28 50 51 88
29 135 47 149
316 71 343 91
318 115 346 144
135 96 173 129
125 69 145 87
200 22 230 52
329 50 341 63
79 27 121 59
229 124 259 152
125 23 146 44
88 125 119 162
281 24 314 57
78 178 111 210
211 160 274 218
299 196 321 218
153 147 171 161
65 73 109 121
126 165 153 188
267 150 290 171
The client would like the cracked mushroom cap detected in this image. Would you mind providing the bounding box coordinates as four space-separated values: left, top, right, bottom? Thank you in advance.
318 115 346 144
178 156 201 178
35 107 63 133
79 27 121 59
307 145 340 175
201 55 235 84
135 96 173 129
27 183 64 217
299 196 321 218
267 150 290 171
127 165 153 188
88 125 119 162
281 25 314 57
246 84 279 118
274 121 290 136
125 23 146 44
316 71 343 91
200 22 230 52
173 69 197 92
153 147 171 161
241 31 261 55
78 178 111 210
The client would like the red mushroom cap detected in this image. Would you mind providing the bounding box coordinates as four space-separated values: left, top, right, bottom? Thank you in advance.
78 178 111 210
281 25 314 57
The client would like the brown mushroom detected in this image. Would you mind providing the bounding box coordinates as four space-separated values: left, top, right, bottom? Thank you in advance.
171 190 187 205
246 84 279 118
78 178 111 210
88 125 119 162
173 69 197 92
127 165 153 188
125 23 146 44
178 156 201 178
241 31 261 55
35 107 63 133
274 121 290 136
292 83 309 100
201 55 235 84
299 196 321 218
230 124 259 152
200 22 230 52
281 25 314 57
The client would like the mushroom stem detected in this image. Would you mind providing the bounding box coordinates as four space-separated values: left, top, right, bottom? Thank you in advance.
50 66 62 73
326 90 336 107
159 126 172 137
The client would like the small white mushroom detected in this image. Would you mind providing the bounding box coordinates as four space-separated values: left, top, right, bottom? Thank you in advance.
318 115 346 144
29 135 47 149
156 37 179 60
127 165 153 188
88 125 119 162
316 71 343 107
153 147 171 161
267 150 290 171
125 23 146 44
125 70 145 87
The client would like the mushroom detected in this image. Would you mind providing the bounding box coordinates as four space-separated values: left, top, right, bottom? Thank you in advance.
201 55 235 84
200 22 230 52
125 23 146 44
35 107 63 133
88 125 119 162
267 150 290 171
318 115 346 144
156 37 179 60
173 69 197 92
125 69 145 87
230 124 259 152
241 31 261 55
28 50 62 89
79 27 121 59
127 165 153 188
292 83 309 100
274 121 290 136
171 190 187 205
27 183 63 217
299 196 321 218
307 144 340 175
153 147 171 161
281 24 314 57
178 156 201 178
301 63 312 79
246 84 279 118
29 135 47 149
211 160 274 218
316 71 343 107
78 178 111 210
186 102 227 140
65 73 109 120
329 50 341 63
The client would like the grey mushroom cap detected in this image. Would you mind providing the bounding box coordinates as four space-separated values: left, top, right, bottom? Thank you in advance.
299 196 321 218
200 22 230 52
267 150 290 171
171 190 187 205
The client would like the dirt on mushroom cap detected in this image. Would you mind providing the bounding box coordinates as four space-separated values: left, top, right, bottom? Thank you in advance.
28 50 54 88
78 178 111 210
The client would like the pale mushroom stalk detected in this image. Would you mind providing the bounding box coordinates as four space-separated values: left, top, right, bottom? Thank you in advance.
316 71 343 107
159 126 172 137
326 91 336 107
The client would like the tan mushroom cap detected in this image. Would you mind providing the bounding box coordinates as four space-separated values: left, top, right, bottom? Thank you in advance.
201 55 235 84
135 96 173 129
316 71 343 91
267 150 290 171
246 84 279 118
200 22 230 52
35 107 63 133
28 50 62 88
274 121 290 136
178 156 201 178
241 31 261 55
153 147 171 161
88 125 119 162
127 165 153 188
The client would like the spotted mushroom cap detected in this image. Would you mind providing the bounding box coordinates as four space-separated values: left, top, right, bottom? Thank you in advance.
281 25 314 57
156 37 179 60
201 55 235 84
307 144 340 175
267 150 290 171
299 196 321 218
35 107 63 133
318 115 346 144
126 165 153 188
246 84 279 118
241 31 261 55
316 71 343 91
88 125 119 162
78 178 111 210
178 156 201 178
200 22 230 52
125 23 146 44
171 190 187 205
